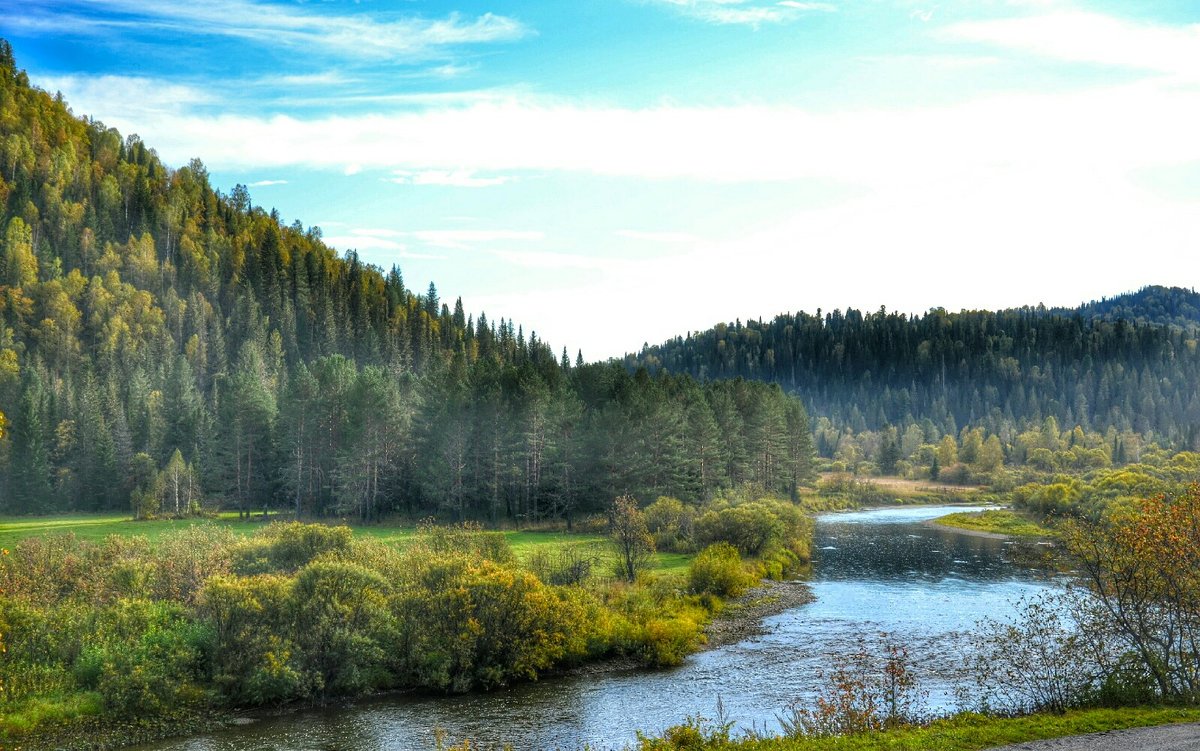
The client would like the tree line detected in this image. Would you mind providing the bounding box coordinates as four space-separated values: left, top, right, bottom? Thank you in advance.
0 41 815 518
628 290 1200 450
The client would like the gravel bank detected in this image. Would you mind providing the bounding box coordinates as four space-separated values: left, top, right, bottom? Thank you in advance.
704 578 815 649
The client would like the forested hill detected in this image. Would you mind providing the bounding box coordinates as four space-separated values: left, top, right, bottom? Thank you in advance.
1058 286 1200 330
627 294 1200 448
0 41 815 517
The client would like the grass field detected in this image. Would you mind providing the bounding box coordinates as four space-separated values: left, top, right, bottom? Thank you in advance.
933 508 1053 538
0 513 693 573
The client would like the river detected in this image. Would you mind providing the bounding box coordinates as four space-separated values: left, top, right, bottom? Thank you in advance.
133 505 1059 751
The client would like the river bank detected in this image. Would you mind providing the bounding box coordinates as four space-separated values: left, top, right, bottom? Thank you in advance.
705 579 815 649
641 707 1200 750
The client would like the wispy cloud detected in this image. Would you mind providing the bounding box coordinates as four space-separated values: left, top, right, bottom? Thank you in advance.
322 231 448 261
17 0 530 62
248 179 287 187
53 83 1200 192
323 227 543 253
492 250 623 271
385 169 515 188
615 229 696 243
268 72 357 88
943 11 1200 80
649 0 834 26
37 74 214 120
411 230 545 250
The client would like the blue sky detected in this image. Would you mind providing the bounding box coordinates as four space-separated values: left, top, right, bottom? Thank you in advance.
3 1 1200 358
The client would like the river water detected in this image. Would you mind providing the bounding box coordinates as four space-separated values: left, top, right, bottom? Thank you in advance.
134 505 1059 751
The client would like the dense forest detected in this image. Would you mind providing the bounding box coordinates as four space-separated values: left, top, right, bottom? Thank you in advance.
1058 285 1200 330
629 288 1200 449
0 42 815 519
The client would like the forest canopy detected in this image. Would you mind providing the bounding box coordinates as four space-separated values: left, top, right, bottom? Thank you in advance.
0 41 815 519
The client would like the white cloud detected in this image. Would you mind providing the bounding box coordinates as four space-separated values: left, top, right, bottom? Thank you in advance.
325 227 545 252
347 228 406 239
777 2 837 11
385 169 515 188
51 81 1200 193
475 161 1200 358
615 230 696 243
944 11 1200 80
322 233 448 261
343 164 363 176
492 250 620 271
248 179 287 187
269 72 355 87
649 0 833 26
411 230 545 250
23 0 529 61
37 74 213 121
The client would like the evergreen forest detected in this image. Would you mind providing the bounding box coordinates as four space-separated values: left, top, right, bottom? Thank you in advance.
0 42 815 520
629 288 1200 451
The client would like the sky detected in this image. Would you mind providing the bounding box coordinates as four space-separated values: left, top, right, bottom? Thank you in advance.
2 0 1200 359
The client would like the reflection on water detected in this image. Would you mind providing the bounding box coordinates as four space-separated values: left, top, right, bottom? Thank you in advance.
133 505 1058 751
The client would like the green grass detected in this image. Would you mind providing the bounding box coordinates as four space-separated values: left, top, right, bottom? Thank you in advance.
654 707 1200 750
0 514 693 572
0 511 286 549
933 509 1052 538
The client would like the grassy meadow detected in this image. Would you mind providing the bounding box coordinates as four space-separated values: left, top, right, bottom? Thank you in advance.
932 508 1054 538
0 514 692 573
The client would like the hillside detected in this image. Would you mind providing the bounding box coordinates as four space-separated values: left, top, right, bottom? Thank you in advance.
0 41 815 517
627 294 1200 449
1064 285 1200 330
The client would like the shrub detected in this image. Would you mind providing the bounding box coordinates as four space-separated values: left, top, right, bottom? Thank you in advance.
688 543 752 598
778 634 924 737
967 594 1094 713
292 560 397 697
526 543 600 586
198 573 302 704
610 496 655 582
410 520 515 564
395 553 591 691
232 523 353 575
644 497 696 552
694 497 812 564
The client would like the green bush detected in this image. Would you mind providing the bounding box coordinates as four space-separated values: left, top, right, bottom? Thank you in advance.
694 497 812 563
292 560 397 697
688 543 752 597
91 600 208 716
644 497 696 553
410 520 515 564
232 523 353 575
395 553 591 691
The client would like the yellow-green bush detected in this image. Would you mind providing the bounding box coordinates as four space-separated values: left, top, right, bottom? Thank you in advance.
688 543 753 597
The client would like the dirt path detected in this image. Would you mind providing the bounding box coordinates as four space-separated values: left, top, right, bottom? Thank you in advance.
987 722 1200 751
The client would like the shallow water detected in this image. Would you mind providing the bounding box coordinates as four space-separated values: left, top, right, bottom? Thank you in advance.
133 505 1058 751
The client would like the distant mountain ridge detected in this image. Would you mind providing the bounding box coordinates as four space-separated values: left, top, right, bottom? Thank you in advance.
1055 285 1200 329
627 286 1200 446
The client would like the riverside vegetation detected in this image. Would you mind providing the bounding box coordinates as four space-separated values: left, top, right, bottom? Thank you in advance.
640 483 1200 750
2 34 1200 751
0 491 812 746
